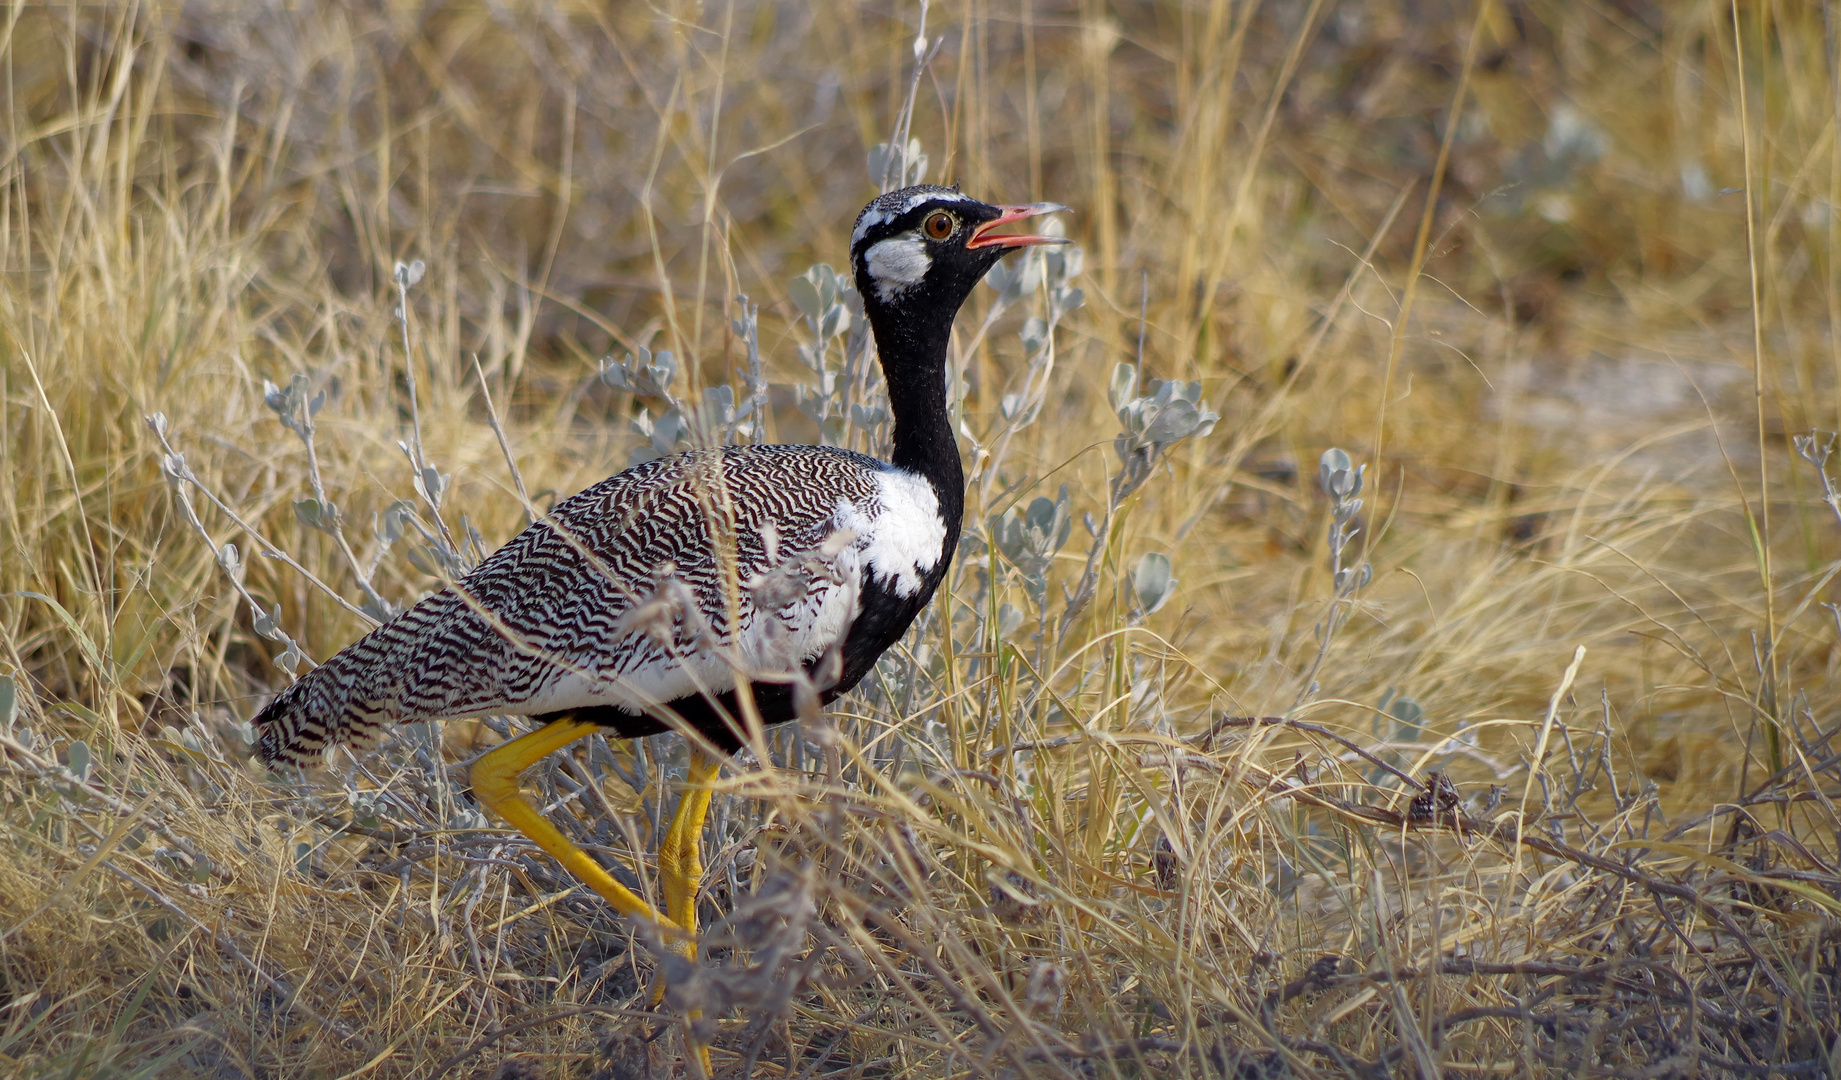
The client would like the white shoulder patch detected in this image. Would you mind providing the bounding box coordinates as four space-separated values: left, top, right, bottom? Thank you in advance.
865 235 931 301
834 469 946 597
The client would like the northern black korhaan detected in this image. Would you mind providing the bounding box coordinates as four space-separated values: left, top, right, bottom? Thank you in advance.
251 185 1067 1056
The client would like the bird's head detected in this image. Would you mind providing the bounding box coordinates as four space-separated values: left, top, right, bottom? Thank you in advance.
849 186 1069 331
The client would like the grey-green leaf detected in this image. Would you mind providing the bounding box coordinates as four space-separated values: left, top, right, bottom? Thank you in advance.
1133 552 1176 615
788 275 822 320
1109 364 1137 415
996 604 1025 640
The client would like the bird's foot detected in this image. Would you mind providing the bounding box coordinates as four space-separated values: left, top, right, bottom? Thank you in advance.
651 747 721 1074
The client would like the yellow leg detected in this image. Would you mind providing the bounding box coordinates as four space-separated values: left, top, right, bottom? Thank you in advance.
470 717 686 939
651 748 721 1075
657 748 721 950
471 719 715 1075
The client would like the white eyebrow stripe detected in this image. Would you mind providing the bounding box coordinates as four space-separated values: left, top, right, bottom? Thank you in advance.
892 189 971 220
851 209 894 246
851 188 973 245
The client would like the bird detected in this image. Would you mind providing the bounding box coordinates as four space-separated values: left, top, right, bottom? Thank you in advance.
251 184 1067 1064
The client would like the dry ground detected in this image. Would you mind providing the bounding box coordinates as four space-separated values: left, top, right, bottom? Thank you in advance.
3 1 1839 1077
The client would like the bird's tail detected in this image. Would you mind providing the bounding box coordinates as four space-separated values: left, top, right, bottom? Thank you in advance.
251 593 473 765
252 649 399 766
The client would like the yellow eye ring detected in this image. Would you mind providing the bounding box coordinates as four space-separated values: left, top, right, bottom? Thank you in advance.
923 211 955 241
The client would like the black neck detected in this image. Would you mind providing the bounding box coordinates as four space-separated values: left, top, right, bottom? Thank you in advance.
874 305 965 521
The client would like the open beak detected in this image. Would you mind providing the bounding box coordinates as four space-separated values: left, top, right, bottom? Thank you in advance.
966 202 1072 250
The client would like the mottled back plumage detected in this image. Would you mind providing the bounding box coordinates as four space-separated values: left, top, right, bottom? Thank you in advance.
255 444 935 764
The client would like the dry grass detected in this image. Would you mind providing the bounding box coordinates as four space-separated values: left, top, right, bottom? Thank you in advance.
3 1 1840 1076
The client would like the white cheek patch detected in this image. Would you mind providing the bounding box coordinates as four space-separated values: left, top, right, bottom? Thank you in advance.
865 235 931 301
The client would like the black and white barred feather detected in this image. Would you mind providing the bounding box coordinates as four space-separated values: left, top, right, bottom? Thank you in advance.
253 444 948 765
253 185 1064 766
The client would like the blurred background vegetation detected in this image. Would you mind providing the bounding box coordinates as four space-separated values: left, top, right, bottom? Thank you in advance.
3 0 1839 1076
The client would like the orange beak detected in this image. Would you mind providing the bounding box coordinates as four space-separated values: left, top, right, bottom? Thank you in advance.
966 202 1072 250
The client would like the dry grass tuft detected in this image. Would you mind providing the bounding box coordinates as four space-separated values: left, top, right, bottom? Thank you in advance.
4 2 1839 1077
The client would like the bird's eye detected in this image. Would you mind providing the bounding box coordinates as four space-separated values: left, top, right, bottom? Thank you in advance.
922 211 955 240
